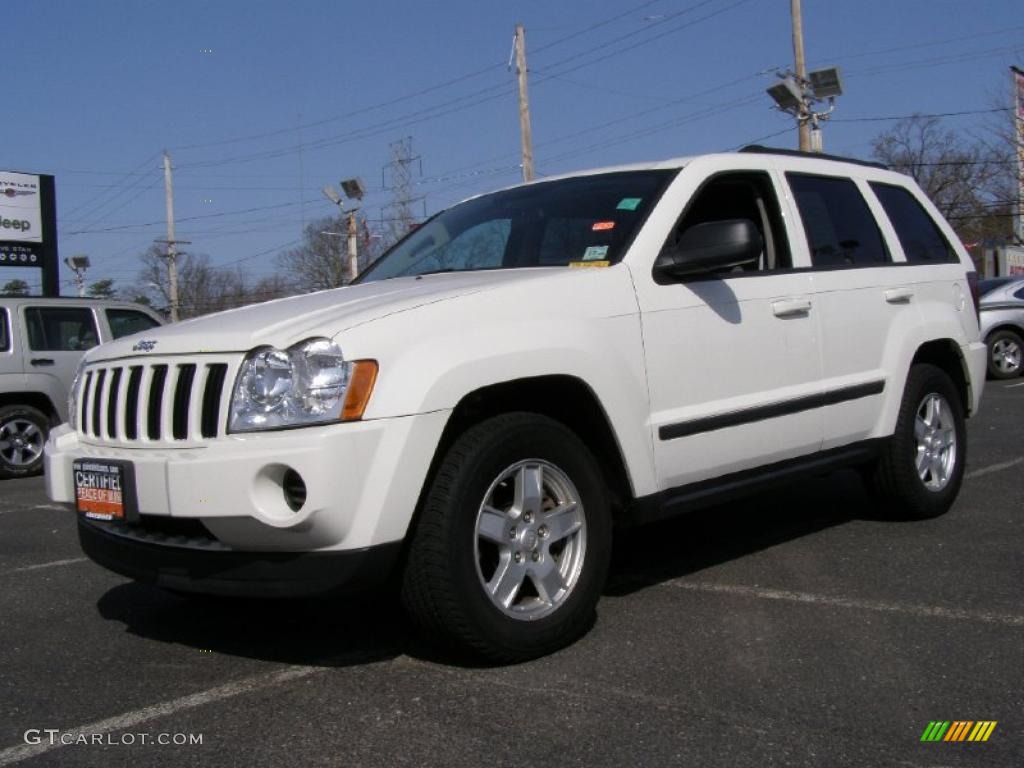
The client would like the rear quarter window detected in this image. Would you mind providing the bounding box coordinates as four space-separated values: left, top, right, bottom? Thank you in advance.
869 183 956 263
0 308 9 352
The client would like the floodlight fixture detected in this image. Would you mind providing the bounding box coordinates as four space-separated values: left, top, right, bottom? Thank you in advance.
766 77 804 111
322 185 343 206
64 255 91 271
808 67 843 99
340 177 365 201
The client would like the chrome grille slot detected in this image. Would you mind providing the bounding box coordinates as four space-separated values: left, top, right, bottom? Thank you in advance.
80 371 93 434
76 355 238 447
147 365 168 440
172 364 197 440
106 368 122 439
124 367 143 440
201 364 228 438
91 369 106 437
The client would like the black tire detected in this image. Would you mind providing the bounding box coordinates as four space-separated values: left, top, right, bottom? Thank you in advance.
868 364 966 519
986 329 1023 380
401 412 612 663
0 404 50 479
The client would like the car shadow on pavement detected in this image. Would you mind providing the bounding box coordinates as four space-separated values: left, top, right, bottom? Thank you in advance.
604 468 872 596
95 468 877 667
96 582 413 668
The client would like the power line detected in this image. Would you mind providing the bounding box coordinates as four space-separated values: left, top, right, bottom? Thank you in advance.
833 107 1011 124
169 0 671 154
176 0 755 171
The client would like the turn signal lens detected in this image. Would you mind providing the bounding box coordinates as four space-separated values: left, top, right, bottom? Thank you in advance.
341 360 378 421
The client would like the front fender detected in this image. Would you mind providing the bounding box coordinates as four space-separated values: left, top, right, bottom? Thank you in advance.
338 268 659 497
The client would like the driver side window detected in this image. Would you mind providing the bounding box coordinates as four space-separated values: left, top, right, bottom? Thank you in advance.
662 171 792 274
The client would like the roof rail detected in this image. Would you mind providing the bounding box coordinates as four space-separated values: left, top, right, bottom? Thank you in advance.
738 145 888 170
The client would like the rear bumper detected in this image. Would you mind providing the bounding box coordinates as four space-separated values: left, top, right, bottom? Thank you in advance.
78 516 402 598
963 341 987 415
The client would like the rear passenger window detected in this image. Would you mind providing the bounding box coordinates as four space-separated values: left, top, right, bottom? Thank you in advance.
0 309 9 352
870 183 956 263
24 307 99 351
106 309 160 339
787 174 889 267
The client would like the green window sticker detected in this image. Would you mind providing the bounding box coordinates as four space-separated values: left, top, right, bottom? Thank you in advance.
582 245 609 261
616 197 642 211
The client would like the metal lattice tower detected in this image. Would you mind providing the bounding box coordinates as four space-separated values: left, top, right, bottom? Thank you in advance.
381 137 424 243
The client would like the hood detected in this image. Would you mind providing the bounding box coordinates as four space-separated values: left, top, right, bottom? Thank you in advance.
85 269 558 360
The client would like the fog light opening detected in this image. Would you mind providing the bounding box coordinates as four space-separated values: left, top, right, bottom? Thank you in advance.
282 468 307 512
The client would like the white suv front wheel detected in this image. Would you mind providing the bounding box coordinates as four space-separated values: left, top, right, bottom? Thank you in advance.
401 412 612 663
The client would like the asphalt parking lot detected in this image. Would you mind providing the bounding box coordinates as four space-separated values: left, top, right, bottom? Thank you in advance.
1 382 1021 767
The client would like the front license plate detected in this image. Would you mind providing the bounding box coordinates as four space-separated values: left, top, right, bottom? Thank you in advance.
73 459 136 521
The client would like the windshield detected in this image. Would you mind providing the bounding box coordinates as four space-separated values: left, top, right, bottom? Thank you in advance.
359 170 675 282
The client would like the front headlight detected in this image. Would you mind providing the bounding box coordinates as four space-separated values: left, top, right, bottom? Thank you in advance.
228 338 376 433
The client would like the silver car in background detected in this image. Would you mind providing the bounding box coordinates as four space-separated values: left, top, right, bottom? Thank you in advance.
979 276 1024 379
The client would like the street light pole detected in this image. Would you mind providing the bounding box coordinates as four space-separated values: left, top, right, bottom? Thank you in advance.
346 210 359 283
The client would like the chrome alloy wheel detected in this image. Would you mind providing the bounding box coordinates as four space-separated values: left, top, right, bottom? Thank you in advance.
991 337 1022 376
474 459 586 621
0 418 44 467
914 393 957 492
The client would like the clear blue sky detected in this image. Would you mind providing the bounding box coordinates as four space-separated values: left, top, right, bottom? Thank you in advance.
4 0 1021 295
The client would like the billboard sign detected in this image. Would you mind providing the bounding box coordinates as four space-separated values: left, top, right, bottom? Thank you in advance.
0 172 43 244
0 170 58 294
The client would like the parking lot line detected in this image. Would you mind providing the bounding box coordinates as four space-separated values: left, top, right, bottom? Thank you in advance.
662 580 1024 627
965 456 1024 480
1004 381 1024 388
1 558 88 577
0 503 69 516
0 665 326 767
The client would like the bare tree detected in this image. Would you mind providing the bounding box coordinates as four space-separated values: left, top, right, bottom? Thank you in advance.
872 115 1013 248
134 245 295 319
277 213 385 291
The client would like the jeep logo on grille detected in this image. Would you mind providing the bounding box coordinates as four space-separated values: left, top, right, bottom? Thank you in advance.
132 340 158 352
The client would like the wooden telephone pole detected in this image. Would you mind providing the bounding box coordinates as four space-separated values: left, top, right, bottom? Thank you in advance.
514 24 535 182
790 0 812 152
161 151 181 321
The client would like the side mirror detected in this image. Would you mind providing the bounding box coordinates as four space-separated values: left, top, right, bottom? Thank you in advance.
654 219 763 278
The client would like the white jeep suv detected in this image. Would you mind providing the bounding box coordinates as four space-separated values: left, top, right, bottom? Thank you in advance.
45 147 986 661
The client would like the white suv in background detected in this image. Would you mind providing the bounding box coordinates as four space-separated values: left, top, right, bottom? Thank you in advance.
0 297 161 478
45 147 986 661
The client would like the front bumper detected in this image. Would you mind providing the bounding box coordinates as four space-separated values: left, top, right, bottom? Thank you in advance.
45 410 450 554
78 516 401 597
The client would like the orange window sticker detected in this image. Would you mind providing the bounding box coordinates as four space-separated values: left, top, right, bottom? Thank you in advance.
592 220 616 231
569 260 610 268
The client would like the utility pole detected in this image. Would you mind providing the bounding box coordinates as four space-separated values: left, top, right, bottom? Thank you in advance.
161 151 180 322
346 210 359 283
790 0 811 152
1012 66 1024 244
513 24 535 182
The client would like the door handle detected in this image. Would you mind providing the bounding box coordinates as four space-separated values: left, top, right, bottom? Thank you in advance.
884 288 914 304
30 358 55 366
771 298 812 318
